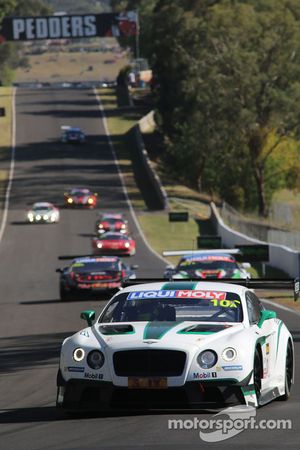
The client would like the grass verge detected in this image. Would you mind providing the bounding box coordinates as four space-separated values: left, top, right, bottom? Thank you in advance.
0 87 13 211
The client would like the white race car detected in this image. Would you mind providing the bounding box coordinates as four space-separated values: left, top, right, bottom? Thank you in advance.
56 279 297 412
27 202 60 223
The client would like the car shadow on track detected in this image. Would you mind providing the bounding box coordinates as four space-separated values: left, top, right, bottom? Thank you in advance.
0 406 219 424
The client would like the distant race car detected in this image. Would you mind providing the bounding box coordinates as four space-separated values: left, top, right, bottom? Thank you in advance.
64 188 98 208
56 256 138 301
56 278 297 411
61 126 86 143
92 232 136 256
163 250 251 280
95 213 128 235
27 202 60 224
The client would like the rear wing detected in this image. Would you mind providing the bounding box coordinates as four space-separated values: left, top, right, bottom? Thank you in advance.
163 244 269 263
163 249 240 257
122 278 300 301
58 254 99 260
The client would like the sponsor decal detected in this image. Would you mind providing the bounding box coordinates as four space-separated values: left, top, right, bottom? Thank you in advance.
184 256 234 263
263 357 269 378
1 12 138 42
128 290 226 300
193 372 217 379
266 343 270 354
77 283 91 289
80 330 89 338
84 372 104 380
222 365 243 371
67 366 85 373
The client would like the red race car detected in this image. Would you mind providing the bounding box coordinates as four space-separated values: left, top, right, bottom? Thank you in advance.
95 213 128 235
64 188 98 208
92 232 136 256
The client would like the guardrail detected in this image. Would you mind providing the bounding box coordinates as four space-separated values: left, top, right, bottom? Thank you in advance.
210 202 300 278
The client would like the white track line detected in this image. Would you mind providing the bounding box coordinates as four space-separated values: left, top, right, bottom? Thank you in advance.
262 298 300 316
0 87 16 243
93 88 168 264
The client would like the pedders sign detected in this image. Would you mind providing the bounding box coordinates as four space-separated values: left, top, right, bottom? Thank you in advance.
0 11 138 42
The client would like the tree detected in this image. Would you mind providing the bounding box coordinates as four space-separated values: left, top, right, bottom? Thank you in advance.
0 0 52 85
151 0 300 215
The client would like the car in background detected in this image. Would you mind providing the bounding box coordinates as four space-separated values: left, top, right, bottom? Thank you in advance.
56 278 296 411
95 213 128 235
61 126 86 143
27 202 60 223
92 232 136 256
56 256 138 301
164 251 251 280
64 188 98 208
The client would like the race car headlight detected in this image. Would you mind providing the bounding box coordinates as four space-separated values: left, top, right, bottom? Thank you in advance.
43 215 49 220
67 198 73 204
197 350 218 369
27 213 34 220
97 242 103 248
222 347 237 362
87 350 105 369
36 214 41 221
124 242 130 248
98 224 104 228
88 198 94 204
51 214 56 222
73 347 85 362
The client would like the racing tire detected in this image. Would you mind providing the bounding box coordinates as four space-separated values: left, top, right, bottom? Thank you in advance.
254 348 262 405
60 287 71 301
278 341 293 401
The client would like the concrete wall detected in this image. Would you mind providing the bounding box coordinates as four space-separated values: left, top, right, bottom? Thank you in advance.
210 203 300 278
127 124 168 210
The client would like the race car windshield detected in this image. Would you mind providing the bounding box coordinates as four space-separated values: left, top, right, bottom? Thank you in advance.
33 205 51 211
70 190 89 195
178 259 239 271
100 234 128 240
102 218 123 224
71 261 119 272
100 291 243 323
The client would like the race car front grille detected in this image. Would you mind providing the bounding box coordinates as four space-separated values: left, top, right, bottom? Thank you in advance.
113 350 186 377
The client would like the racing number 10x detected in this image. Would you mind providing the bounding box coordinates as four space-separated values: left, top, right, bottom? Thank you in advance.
210 299 240 308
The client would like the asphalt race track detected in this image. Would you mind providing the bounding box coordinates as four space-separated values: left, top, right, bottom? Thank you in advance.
0 87 299 450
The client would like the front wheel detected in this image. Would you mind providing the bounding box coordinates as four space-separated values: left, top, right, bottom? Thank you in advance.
278 341 293 401
254 348 262 405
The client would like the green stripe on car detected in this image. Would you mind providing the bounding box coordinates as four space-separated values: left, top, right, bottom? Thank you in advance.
143 321 179 340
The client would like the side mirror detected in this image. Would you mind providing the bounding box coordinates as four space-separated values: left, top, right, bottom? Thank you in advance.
81 310 96 327
56 268 62 273
130 264 139 270
257 309 277 328
165 265 175 270
241 262 251 269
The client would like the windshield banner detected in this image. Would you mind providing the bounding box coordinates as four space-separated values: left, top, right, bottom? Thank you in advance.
127 290 227 300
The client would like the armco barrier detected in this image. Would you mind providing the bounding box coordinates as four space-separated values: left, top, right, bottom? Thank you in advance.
126 124 168 210
210 202 300 278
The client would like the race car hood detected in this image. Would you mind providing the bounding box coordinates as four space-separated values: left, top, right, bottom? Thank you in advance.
78 320 245 351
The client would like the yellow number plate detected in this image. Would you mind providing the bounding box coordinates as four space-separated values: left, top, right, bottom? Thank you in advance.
128 377 167 389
